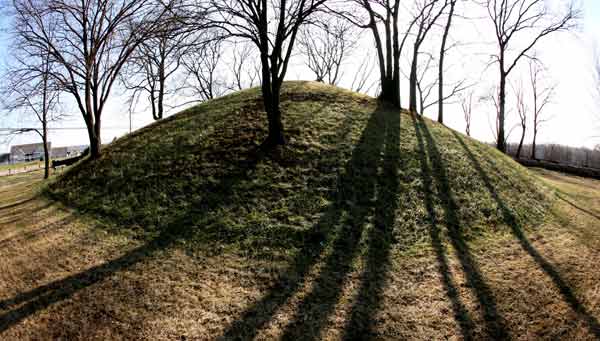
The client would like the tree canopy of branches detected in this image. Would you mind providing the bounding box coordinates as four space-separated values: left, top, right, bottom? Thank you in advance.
182 40 227 102
11 0 165 159
298 15 358 85
485 0 577 153
206 0 327 147
513 80 527 159
529 59 554 160
122 23 186 121
408 0 446 113
337 0 406 107
2 42 63 178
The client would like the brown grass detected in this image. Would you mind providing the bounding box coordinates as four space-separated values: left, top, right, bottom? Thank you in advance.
0 167 599 339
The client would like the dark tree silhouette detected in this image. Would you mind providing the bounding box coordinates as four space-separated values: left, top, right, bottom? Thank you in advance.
437 0 457 124
485 0 577 153
10 0 165 159
207 0 327 148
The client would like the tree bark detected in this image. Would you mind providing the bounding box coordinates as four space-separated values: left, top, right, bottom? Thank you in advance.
516 126 525 159
438 0 455 124
42 124 49 179
497 66 507 153
531 129 538 160
409 47 418 113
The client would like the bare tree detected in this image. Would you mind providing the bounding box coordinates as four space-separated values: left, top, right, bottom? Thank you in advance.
437 0 457 124
2 47 63 178
413 51 469 116
513 81 527 159
351 51 377 94
182 40 227 102
485 0 577 153
461 90 474 136
122 25 185 121
415 52 437 114
298 15 358 85
228 42 261 91
529 58 555 160
205 0 327 147
10 0 165 159
336 0 408 107
409 0 446 113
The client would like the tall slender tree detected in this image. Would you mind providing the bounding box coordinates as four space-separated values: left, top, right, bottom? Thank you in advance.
437 0 457 124
485 0 577 153
529 59 555 160
408 0 445 113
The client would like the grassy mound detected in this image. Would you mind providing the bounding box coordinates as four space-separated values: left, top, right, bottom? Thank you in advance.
47 81 551 257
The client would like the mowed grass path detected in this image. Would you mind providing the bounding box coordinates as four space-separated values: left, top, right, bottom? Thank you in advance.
0 169 599 339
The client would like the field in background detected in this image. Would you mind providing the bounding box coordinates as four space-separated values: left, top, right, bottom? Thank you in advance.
0 161 44 174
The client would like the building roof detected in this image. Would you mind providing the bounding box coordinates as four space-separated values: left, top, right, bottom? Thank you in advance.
10 142 51 156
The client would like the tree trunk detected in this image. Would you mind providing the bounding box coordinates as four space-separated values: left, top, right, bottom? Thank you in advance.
497 70 507 153
438 1 455 124
531 129 538 160
89 119 101 159
259 55 285 148
42 125 49 179
380 76 400 107
265 81 285 146
409 47 418 113
516 126 525 159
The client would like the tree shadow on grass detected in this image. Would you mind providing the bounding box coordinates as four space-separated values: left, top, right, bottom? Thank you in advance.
452 130 600 338
0 101 394 337
413 115 509 340
220 103 401 340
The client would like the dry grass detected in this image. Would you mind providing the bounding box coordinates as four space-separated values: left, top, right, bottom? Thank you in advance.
0 83 599 339
1 169 599 340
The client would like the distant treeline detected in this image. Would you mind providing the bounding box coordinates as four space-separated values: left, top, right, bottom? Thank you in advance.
506 143 600 170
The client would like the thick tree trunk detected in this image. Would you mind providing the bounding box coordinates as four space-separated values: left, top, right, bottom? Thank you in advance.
89 119 101 159
380 76 400 107
409 48 418 113
259 54 285 148
265 82 285 147
497 70 507 153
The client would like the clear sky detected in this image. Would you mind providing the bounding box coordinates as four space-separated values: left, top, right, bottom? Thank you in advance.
1 0 599 153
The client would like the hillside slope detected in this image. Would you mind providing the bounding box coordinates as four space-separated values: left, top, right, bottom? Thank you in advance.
48 81 550 251
37 81 600 339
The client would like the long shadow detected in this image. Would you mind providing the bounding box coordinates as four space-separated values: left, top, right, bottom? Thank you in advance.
220 103 400 340
341 105 400 339
452 131 600 338
413 116 509 340
0 100 344 335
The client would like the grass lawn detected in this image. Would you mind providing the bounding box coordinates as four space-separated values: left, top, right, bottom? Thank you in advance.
0 160 43 173
0 82 598 339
